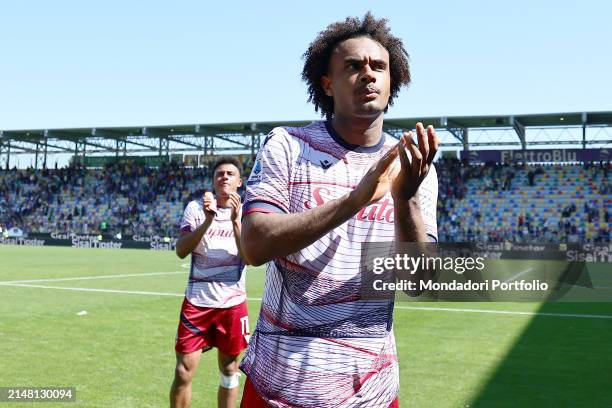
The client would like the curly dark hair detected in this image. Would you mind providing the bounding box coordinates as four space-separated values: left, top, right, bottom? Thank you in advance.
302 12 411 119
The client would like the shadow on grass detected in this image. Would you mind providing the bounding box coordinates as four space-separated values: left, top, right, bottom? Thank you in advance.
469 262 612 407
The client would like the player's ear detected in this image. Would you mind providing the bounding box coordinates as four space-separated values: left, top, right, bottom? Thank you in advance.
237 177 243 188
321 75 333 97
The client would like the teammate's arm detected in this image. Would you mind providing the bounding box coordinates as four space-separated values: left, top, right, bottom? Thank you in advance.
175 194 215 259
175 219 212 259
228 192 249 264
242 146 400 266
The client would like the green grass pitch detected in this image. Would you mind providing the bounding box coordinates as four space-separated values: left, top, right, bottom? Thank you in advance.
1 246 611 407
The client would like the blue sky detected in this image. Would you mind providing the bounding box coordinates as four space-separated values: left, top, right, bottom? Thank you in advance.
1 0 611 130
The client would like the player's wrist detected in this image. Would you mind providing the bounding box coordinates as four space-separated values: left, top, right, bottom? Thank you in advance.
391 181 419 202
345 189 369 216
347 187 370 211
394 196 422 215
394 198 427 240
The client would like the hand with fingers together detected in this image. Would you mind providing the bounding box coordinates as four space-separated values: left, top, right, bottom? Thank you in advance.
351 144 400 208
392 122 440 203
227 192 242 222
202 191 217 223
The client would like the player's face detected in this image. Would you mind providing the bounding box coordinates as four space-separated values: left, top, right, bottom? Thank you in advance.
321 36 391 119
213 163 242 198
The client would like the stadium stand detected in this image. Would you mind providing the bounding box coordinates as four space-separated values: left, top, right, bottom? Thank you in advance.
437 158 611 243
0 161 231 237
0 158 609 243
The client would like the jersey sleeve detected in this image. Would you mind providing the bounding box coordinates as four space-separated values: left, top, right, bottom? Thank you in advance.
418 164 439 242
180 201 198 233
243 128 293 215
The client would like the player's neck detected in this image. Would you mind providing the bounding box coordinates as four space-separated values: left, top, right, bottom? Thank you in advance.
330 114 384 147
215 196 231 207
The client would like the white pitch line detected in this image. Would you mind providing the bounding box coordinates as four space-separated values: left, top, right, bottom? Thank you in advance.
1 283 611 320
0 283 185 297
0 270 186 284
502 267 534 283
393 305 612 320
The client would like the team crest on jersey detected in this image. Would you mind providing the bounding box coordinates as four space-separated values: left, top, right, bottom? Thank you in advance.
247 156 262 186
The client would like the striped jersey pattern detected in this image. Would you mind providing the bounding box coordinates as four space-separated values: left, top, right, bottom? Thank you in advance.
240 121 438 407
180 201 246 308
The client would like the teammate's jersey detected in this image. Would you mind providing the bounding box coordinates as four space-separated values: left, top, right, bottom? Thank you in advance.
240 121 438 408
180 201 246 308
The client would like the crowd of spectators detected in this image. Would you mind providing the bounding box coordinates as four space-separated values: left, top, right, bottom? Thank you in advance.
1 156 610 243
436 158 610 243
0 159 247 238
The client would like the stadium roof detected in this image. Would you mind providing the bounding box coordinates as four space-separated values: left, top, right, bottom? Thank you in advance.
384 111 612 129
1 111 611 159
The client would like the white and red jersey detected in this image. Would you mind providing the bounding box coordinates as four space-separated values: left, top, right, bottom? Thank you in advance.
240 121 438 408
180 200 246 309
